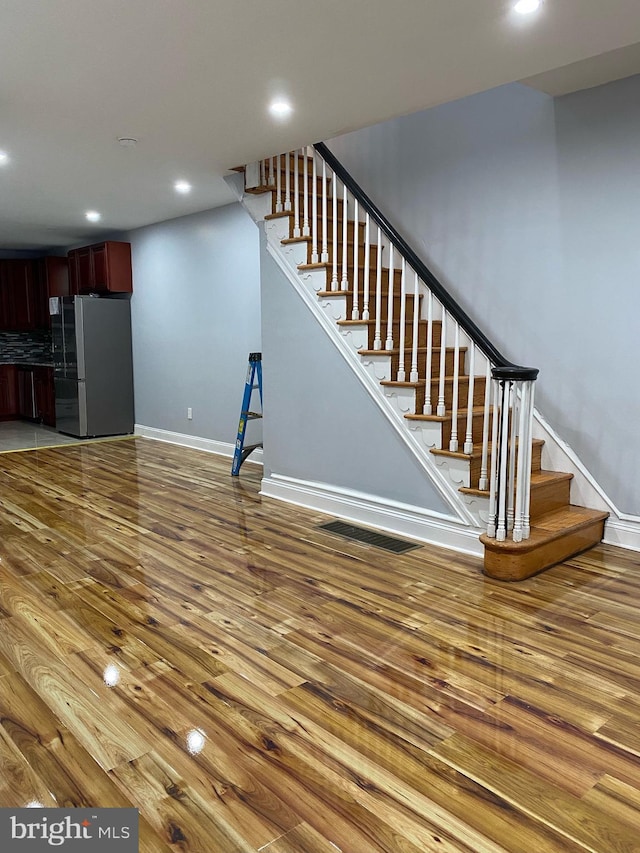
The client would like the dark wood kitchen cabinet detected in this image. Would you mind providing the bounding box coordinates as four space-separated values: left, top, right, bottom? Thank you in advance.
0 365 18 419
68 241 132 294
34 256 70 328
34 366 56 426
0 259 36 330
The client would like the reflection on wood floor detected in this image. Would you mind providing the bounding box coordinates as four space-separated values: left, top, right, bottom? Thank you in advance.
0 437 639 852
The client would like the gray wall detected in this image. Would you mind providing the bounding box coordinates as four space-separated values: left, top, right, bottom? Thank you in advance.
328 78 640 515
125 204 261 443
260 233 451 515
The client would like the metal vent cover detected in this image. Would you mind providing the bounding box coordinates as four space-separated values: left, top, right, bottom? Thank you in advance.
317 520 420 554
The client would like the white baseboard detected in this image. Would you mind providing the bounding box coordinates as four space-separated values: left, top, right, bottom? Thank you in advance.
261 472 484 558
134 424 263 464
603 517 640 552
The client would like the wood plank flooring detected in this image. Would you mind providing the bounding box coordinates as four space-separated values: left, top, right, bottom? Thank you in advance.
0 437 639 851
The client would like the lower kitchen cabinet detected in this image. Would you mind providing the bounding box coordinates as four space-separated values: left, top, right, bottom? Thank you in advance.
34 367 56 426
0 365 19 419
0 365 55 426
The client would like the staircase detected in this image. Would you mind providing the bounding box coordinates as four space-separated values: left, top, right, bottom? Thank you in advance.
237 147 608 581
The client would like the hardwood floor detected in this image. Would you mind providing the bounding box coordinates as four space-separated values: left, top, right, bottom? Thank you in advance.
0 437 638 852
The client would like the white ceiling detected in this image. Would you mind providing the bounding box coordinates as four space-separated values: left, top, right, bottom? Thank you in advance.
2 0 640 250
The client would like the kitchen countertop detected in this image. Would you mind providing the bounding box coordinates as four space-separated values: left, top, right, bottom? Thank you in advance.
0 361 54 367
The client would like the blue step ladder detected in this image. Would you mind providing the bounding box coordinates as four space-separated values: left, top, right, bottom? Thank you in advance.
231 352 263 476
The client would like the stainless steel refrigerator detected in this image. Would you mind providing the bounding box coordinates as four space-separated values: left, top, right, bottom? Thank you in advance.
51 295 134 438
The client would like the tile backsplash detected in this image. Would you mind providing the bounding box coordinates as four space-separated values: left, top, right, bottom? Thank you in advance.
0 331 53 364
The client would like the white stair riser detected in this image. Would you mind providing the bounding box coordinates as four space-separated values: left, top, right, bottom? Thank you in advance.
360 354 392 383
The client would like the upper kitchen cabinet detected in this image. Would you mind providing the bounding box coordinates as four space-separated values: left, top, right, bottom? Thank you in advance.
68 241 133 294
0 259 36 330
33 256 70 328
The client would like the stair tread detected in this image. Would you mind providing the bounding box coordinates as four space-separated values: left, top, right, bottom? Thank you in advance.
460 469 573 497
339 318 428 327
282 236 371 247
430 438 544 461
404 405 486 423
480 505 609 553
380 374 480 388
358 345 453 355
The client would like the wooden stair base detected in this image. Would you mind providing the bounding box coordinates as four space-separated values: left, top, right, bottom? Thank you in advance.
480 506 609 581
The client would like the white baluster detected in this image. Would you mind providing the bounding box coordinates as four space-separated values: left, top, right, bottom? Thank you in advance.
293 150 301 237
351 199 359 319
321 159 329 262
496 380 512 542
302 149 310 236
331 172 339 290
523 381 535 540
275 154 282 213
341 183 348 290
513 382 529 543
284 152 292 212
449 322 460 451
423 292 433 414
385 243 395 350
409 270 420 383
269 156 275 187
373 225 383 350
463 341 475 454
507 381 519 533
397 258 406 381
311 154 318 263
487 377 501 538
436 309 447 416
362 213 371 321
479 360 491 490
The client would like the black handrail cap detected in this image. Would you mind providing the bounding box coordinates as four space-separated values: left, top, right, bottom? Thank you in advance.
491 365 539 381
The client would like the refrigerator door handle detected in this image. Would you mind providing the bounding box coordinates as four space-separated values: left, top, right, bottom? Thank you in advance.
76 297 86 380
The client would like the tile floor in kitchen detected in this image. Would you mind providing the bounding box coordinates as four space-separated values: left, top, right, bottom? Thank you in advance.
0 421 105 452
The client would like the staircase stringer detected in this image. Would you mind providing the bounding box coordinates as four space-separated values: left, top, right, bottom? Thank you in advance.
261 216 480 529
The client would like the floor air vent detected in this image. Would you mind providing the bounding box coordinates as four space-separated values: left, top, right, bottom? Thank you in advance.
318 521 420 554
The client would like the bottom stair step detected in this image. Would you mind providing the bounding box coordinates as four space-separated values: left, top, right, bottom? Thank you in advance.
480 505 609 582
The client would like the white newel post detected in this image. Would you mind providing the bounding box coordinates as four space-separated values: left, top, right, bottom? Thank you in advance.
486 366 539 543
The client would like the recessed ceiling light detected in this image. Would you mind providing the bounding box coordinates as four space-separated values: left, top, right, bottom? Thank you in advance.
174 180 192 194
0 151 9 166
117 137 138 147
85 210 101 222
269 99 293 119
513 0 542 13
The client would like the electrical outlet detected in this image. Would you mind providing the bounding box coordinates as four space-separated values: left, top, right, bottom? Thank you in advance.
187 407 193 420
